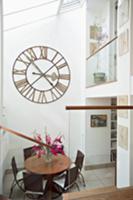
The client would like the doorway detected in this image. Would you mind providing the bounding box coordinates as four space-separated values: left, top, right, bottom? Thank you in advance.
85 97 117 188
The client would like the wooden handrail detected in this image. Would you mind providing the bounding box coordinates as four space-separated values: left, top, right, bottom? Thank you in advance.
65 105 133 110
0 125 51 148
86 36 118 60
63 186 133 200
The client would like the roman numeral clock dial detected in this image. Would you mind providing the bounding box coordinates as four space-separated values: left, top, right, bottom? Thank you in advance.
12 46 71 104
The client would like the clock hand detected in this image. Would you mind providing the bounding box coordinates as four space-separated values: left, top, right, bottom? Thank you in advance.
31 55 63 78
32 72 58 81
43 63 56 75
31 62 44 75
32 72 40 75
30 71 55 87
43 76 54 87
31 61 58 84
23 52 44 75
30 73 46 86
41 58 63 76
50 72 58 81
30 60 61 86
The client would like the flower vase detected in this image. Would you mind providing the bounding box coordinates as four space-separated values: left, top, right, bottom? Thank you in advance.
45 148 52 163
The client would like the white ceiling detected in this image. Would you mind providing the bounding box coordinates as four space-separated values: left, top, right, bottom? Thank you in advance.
3 0 109 16
3 0 60 30
3 0 83 30
3 0 82 16
3 0 58 15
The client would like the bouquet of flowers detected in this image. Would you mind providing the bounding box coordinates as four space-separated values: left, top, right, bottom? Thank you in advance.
33 132 65 160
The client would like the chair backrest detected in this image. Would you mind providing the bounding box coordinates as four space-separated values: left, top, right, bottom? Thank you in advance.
64 166 78 190
23 172 43 193
23 146 34 160
75 150 84 171
11 157 18 180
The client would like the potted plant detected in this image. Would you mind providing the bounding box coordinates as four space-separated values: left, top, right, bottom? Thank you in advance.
93 25 109 84
93 50 106 83
93 72 106 83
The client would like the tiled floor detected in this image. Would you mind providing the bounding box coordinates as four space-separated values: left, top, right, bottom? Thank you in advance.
3 167 115 200
82 167 115 190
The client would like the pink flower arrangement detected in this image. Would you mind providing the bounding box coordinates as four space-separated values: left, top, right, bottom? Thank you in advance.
33 133 65 158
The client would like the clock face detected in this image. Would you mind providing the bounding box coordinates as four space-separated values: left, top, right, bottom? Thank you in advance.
12 46 71 104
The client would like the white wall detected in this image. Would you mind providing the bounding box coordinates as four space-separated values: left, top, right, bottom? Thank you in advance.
0 0 10 193
67 2 87 162
125 0 133 185
0 0 2 115
130 0 133 186
81 1 87 154
85 97 111 165
0 0 3 192
130 98 133 185
3 8 84 168
116 0 131 188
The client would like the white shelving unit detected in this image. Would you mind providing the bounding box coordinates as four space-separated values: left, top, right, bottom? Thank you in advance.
110 98 117 162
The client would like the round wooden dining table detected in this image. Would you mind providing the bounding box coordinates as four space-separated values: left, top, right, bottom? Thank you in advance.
24 154 71 176
25 154 71 198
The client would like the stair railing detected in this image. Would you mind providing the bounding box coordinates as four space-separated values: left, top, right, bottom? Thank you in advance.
86 36 118 60
0 125 51 148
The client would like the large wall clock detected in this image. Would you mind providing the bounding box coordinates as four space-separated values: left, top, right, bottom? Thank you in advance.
12 46 71 104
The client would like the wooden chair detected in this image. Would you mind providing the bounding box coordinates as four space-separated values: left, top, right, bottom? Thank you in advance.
23 172 46 199
74 150 86 187
9 157 25 198
54 150 86 187
23 146 34 160
53 166 79 195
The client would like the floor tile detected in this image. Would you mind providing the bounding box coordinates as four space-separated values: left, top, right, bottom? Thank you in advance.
93 167 115 179
85 179 104 189
101 177 115 187
83 171 98 181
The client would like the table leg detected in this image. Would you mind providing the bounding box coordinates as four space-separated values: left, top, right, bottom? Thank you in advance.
43 176 62 199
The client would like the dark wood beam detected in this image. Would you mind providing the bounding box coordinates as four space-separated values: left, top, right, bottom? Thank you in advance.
65 105 133 110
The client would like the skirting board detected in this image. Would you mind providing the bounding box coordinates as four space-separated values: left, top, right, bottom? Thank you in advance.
84 162 116 170
5 167 24 175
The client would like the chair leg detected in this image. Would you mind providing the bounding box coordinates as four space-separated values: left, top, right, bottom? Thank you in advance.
79 172 86 187
9 181 16 198
9 180 25 199
75 182 80 191
52 182 63 195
